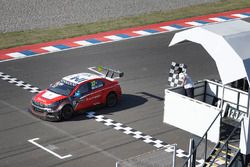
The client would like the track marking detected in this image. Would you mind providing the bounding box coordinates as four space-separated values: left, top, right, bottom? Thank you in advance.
0 72 41 93
0 71 205 165
28 138 72 159
86 111 204 166
0 100 122 162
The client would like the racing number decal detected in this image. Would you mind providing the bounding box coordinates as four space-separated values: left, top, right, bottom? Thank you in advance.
91 80 103 90
91 81 97 88
88 80 103 105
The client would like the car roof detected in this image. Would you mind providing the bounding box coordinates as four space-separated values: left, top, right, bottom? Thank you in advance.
62 73 102 85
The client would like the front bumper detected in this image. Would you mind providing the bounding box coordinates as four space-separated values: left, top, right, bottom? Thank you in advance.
30 105 61 121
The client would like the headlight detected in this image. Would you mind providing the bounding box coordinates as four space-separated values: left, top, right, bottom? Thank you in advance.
31 98 46 108
31 97 36 104
47 101 60 109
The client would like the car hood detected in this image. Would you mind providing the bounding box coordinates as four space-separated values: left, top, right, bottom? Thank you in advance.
33 90 67 105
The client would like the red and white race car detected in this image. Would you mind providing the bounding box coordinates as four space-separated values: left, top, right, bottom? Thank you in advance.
30 66 123 121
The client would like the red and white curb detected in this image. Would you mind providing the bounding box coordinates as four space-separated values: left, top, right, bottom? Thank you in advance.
0 8 249 62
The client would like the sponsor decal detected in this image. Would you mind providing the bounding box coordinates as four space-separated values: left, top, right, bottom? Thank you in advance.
86 94 101 101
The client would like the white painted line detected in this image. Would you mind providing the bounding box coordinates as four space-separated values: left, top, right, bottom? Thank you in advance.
86 112 196 161
0 72 41 93
231 14 249 18
105 35 123 41
28 138 72 159
185 21 203 26
7 52 27 58
41 46 61 52
133 30 152 35
74 40 93 46
208 17 227 22
160 26 178 31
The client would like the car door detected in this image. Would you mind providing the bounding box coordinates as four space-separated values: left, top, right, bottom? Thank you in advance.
88 79 105 106
73 82 91 111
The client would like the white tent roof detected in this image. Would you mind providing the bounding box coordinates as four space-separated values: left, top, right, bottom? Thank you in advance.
169 20 250 85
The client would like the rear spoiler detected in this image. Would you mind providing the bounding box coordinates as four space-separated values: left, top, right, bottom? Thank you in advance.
88 66 124 79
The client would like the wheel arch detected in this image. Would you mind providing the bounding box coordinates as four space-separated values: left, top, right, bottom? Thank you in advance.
105 91 118 107
58 102 73 112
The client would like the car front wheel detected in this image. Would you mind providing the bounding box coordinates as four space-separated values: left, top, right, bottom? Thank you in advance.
61 105 73 121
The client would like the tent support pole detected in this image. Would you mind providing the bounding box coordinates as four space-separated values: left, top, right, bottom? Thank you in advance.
220 85 225 110
247 88 250 117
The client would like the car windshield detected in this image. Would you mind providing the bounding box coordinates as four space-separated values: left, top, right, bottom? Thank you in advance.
48 80 75 96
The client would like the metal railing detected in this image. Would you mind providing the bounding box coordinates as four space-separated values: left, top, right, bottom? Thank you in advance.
182 110 223 167
208 120 242 167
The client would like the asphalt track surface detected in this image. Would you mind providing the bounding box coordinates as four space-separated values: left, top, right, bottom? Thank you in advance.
0 0 219 32
1 18 249 167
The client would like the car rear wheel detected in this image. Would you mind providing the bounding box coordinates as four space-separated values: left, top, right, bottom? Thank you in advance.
106 93 117 107
61 105 73 121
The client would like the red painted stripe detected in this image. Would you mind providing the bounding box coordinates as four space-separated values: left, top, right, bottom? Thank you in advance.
175 22 193 28
0 55 12 60
94 37 112 42
119 32 141 37
225 15 242 19
151 27 168 32
0 7 249 59
31 48 49 54
62 42 82 48
201 18 217 23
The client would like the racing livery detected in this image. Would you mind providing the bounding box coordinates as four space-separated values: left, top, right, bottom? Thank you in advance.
30 66 123 121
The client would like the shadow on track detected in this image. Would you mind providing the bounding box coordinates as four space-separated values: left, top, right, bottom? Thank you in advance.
69 93 148 121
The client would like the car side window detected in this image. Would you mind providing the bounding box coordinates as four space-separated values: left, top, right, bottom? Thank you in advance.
91 80 104 90
77 83 90 96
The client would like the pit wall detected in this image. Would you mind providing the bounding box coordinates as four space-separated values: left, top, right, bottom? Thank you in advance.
163 80 249 143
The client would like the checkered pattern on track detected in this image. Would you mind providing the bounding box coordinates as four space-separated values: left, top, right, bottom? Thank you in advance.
86 112 206 166
0 70 204 165
86 112 184 151
0 72 41 93
168 62 187 87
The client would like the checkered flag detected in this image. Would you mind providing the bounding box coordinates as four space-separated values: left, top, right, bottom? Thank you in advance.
168 62 187 87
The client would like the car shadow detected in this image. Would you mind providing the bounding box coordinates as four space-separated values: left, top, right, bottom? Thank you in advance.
69 94 148 121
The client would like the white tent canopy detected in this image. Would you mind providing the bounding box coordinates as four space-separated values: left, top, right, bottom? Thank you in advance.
169 20 250 85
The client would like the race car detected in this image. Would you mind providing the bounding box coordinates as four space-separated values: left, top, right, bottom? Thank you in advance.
30 66 123 121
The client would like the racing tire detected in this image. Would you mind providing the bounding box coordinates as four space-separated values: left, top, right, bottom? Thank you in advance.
61 105 73 121
106 92 118 107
